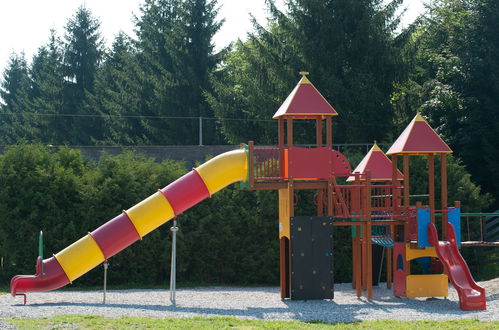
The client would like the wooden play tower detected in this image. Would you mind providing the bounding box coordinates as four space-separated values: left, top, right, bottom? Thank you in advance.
245 72 404 300
243 72 486 310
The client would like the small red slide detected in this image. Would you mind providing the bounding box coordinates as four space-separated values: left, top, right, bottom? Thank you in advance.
428 222 486 311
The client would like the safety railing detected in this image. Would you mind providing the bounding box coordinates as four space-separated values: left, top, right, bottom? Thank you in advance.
370 185 396 210
252 146 282 181
461 212 499 244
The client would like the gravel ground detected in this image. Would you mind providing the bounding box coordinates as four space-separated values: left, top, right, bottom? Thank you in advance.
0 282 498 324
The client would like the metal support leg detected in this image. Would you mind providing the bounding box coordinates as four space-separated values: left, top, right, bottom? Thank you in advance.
170 219 179 305
103 261 108 304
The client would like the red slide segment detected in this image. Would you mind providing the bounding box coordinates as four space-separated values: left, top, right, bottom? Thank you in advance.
428 222 486 311
11 256 70 297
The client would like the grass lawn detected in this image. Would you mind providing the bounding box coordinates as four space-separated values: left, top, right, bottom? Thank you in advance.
5 315 499 329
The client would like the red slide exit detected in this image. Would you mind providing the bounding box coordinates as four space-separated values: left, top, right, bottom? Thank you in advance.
428 222 486 311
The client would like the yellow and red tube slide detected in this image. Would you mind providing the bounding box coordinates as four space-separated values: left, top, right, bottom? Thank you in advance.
11 149 248 296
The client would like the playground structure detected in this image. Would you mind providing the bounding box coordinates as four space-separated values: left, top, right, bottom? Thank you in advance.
11 73 488 311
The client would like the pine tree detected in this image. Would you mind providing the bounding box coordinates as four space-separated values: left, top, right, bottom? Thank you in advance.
63 6 105 144
209 0 405 144
134 0 223 144
174 0 225 144
30 30 66 144
91 32 148 145
0 53 33 143
134 0 182 144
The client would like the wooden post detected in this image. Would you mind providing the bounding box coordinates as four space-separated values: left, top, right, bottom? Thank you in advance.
402 157 409 277
391 155 399 214
356 220 362 297
441 154 448 240
403 155 410 210
316 196 324 217
317 193 324 216
428 154 435 223
327 178 334 217
352 173 360 291
316 117 324 215
354 174 362 296
278 118 285 147
278 118 286 299
365 171 373 299
326 117 332 148
361 177 367 293
316 118 322 146
403 154 410 244
279 237 288 299
390 154 400 285
386 181 393 289
287 118 293 146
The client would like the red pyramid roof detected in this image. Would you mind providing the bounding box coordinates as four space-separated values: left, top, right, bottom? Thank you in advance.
273 75 338 119
347 143 404 182
386 114 452 155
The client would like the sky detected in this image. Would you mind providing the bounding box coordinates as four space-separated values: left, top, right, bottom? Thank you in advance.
0 0 425 77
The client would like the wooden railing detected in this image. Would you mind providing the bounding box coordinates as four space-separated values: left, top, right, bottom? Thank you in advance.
252 146 282 180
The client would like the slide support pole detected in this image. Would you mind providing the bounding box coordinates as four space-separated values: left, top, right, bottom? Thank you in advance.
170 218 179 305
103 261 108 304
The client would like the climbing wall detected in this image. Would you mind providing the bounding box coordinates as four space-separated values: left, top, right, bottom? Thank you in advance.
290 216 334 300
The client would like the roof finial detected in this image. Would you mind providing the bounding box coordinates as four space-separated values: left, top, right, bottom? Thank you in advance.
299 71 309 77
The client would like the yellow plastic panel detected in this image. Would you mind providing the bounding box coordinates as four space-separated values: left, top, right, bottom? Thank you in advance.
405 243 438 260
278 189 290 239
55 234 105 282
125 191 175 237
406 274 448 297
196 149 248 195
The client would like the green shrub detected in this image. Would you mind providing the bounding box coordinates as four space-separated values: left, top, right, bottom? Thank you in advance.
0 145 494 289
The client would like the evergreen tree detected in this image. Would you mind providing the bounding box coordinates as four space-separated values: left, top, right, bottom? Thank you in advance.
0 53 33 143
30 30 66 144
173 0 225 144
63 6 105 144
134 0 184 144
134 0 223 144
91 32 148 145
209 0 405 144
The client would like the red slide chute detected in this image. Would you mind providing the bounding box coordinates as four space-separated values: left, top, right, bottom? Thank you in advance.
428 222 486 311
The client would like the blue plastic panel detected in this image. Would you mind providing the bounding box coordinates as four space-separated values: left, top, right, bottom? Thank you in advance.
448 207 461 247
417 208 431 248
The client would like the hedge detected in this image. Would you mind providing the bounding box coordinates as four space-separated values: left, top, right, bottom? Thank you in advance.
0 145 495 289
